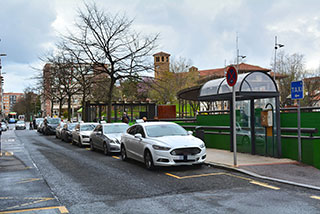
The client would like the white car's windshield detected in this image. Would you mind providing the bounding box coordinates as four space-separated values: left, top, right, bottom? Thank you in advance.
80 124 95 131
145 124 187 137
17 121 25 124
103 124 129 134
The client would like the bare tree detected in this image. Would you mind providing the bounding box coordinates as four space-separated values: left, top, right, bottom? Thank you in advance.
275 51 305 106
62 3 158 122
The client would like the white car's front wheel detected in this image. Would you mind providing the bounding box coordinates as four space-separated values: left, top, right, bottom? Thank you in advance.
144 150 154 170
121 145 127 161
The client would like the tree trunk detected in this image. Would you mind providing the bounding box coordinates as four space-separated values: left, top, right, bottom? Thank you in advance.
59 99 63 117
81 89 86 121
107 78 115 123
67 94 71 121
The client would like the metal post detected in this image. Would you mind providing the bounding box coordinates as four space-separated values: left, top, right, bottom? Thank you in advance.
297 99 302 162
232 84 237 166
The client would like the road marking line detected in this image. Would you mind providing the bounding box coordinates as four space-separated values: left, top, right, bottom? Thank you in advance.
16 178 41 184
4 198 55 210
179 172 226 179
112 156 120 159
165 173 182 179
249 180 280 190
225 173 252 181
165 172 280 190
311 195 320 200
0 206 69 214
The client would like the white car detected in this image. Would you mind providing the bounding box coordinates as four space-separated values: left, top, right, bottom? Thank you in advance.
90 123 129 154
72 123 98 147
15 120 26 130
120 122 206 169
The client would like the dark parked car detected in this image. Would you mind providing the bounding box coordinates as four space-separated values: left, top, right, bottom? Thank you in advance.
61 123 77 143
43 118 61 135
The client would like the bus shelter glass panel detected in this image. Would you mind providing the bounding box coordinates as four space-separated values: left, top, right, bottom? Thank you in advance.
254 98 276 156
236 100 251 153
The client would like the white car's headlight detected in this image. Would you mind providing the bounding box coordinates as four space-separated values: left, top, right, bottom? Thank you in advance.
200 142 205 148
152 145 171 151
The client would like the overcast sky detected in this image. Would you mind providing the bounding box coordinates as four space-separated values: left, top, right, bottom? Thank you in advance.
1 0 320 92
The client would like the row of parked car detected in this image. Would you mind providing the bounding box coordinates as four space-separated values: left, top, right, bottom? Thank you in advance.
36 117 207 170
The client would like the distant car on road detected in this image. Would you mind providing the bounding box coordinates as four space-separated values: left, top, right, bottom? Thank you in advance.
90 123 129 155
120 122 206 169
43 118 61 135
9 118 16 124
1 122 8 131
15 121 26 130
72 123 98 147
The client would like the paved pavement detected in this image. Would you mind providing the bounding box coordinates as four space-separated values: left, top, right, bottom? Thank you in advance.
205 148 320 190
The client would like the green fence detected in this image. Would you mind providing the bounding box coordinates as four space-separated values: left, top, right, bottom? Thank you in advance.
196 112 320 170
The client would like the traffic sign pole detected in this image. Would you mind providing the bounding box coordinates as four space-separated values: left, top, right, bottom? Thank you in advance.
226 66 238 167
297 99 301 162
291 80 303 162
232 83 237 166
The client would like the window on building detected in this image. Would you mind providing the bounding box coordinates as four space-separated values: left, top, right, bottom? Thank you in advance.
166 57 168 62
161 56 164 62
156 57 160 62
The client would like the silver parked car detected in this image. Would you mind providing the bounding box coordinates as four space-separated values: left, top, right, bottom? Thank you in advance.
1 122 8 131
120 122 206 169
72 123 98 147
56 122 66 139
90 123 129 155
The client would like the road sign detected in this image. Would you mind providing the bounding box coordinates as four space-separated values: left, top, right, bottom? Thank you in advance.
291 80 304 100
226 66 237 87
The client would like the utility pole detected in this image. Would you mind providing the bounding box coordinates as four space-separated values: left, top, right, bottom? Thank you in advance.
0 53 7 120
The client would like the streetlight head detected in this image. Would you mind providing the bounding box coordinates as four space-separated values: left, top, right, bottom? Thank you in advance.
0 54 6 57
241 55 246 59
278 44 284 48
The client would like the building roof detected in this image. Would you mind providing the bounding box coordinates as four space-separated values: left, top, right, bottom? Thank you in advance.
199 63 271 77
153 51 171 57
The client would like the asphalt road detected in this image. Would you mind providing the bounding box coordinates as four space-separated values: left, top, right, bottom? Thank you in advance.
1 125 320 214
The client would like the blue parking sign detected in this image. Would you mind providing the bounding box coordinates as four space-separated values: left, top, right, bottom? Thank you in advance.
291 80 304 100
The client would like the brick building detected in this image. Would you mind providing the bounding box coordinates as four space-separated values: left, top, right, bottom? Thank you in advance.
3 92 24 116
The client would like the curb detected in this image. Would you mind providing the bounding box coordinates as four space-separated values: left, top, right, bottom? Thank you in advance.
205 161 320 191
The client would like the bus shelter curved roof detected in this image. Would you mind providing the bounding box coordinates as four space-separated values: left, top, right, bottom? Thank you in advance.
199 71 279 101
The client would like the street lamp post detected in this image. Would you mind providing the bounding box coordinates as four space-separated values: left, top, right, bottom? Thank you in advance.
273 36 284 80
0 54 7 119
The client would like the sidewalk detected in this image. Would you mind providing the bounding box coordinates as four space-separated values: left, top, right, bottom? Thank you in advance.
205 148 320 190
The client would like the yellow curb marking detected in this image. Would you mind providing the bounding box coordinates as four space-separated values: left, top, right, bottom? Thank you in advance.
165 173 182 179
112 156 120 159
3 197 55 211
85 148 91 151
249 180 280 190
16 178 41 184
311 195 320 200
0 151 14 157
165 172 280 190
0 206 68 214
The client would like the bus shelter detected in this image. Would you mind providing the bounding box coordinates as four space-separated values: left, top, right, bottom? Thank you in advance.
199 71 281 157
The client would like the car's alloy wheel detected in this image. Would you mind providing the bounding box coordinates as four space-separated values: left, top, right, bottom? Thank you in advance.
144 150 154 170
103 142 109 156
121 145 127 161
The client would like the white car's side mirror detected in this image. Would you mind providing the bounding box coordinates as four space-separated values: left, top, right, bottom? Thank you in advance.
187 131 193 135
134 133 142 139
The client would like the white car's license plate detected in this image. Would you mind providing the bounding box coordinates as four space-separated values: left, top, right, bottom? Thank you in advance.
176 155 196 160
